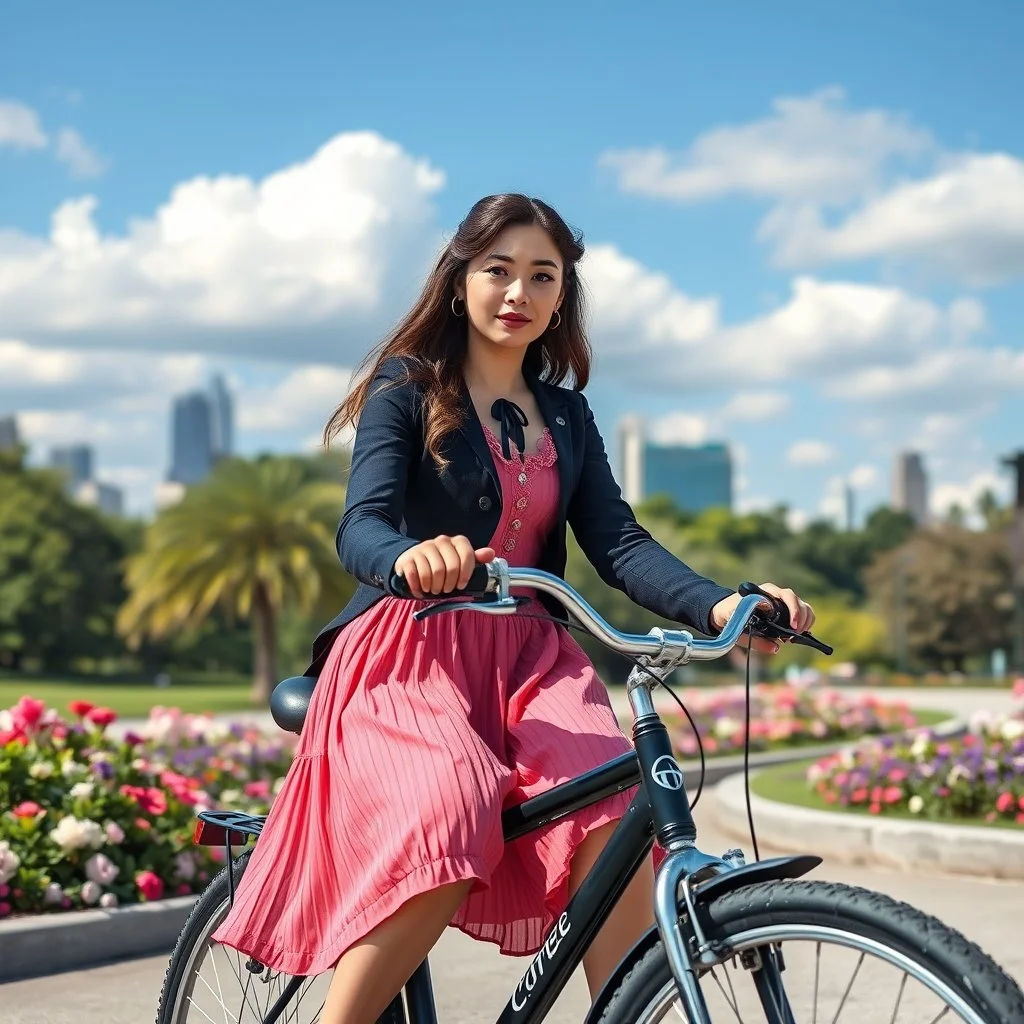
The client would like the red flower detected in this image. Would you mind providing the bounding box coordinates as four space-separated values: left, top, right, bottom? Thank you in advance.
882 787 903 804
136 870 164 902
12 801 43 819
11 696 46 731
68 700 96 717
996 792 1014 814
135 817 152 831
85 706 118 729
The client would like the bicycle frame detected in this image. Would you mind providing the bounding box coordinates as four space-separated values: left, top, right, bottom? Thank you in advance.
197 666 819 1024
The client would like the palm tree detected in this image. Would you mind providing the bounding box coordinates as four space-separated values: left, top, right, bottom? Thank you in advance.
117 455 351 704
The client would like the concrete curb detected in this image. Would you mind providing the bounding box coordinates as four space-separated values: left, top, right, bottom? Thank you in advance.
713 769 1024 881
0 894 198 983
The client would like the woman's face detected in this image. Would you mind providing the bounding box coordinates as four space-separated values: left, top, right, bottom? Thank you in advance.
458 223 564 354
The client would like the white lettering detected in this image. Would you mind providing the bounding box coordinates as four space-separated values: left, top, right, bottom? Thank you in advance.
511 912 573 1013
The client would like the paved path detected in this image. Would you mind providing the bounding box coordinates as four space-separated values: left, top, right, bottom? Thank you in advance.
3 795 1021 1024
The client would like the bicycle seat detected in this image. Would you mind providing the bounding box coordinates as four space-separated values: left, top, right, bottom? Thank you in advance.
270 675 316 733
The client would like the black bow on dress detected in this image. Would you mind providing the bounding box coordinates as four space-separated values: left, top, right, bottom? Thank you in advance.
490 399 529 463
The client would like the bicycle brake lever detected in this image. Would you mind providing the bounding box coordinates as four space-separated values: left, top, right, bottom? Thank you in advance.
738 581 834 656
412 595 528 621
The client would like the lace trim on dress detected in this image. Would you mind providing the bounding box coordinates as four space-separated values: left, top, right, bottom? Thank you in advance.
483 427 557 555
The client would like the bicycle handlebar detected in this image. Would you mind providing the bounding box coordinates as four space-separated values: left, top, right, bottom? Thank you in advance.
388 559 831 664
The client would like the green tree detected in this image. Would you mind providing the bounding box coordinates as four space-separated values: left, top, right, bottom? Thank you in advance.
117 454 353 704
866 525 1014 671
0 446 129 671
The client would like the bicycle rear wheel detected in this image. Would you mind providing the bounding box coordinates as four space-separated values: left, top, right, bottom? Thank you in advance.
595 879 1024 1024
156 851 336 1024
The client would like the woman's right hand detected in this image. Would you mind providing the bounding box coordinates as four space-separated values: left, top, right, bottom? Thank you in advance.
393 536 496 599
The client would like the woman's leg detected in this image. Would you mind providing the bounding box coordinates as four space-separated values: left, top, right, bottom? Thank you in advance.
320 880 473 1024
568 821 656 1001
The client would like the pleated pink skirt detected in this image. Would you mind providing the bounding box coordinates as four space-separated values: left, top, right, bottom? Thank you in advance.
211 595 635 977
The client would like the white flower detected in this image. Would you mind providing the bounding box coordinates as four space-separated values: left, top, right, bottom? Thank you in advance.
1000 719 1024 742
61 758 84 779
99 892 118 908
84 853 120 886
910 733 930 760
50 816 105 853
713 717 740 739
80 881 102 905
29 762 54 779
220 789 243 805
908 795 925 814
70 782 95 800
174 851 197 881
44 882 63 905
947 765 970 785
0 710 11 732
0 841 21 885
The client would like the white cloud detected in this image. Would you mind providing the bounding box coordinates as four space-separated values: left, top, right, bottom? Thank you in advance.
54 127 107 178
0 100 48 150
719 390 790 420
600 87 932 205
0 131 445 362
236 364 353 435
848 463 879 490
787 439 835 466
930 471 1011 524
648 411 709 446
768 153 1024 285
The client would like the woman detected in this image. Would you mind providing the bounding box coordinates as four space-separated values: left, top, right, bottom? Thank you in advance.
213 194 814 1024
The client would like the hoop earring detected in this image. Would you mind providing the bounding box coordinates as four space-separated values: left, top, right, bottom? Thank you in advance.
451 296 466 317
549 309 562 331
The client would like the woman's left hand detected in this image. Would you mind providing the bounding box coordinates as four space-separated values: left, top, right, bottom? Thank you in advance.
709 584 815 656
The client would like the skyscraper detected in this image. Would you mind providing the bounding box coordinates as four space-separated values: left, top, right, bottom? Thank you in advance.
209 373 234 459
50 444 94 489
167 374 235 486
169 391 215 485
0 415 19 451
616 415 734 513
892 452 929 524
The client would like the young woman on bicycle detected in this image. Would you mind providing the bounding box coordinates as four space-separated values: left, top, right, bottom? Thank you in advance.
212 193 815 1024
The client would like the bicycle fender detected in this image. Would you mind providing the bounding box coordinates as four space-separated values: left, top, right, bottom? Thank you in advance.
694 854 821 905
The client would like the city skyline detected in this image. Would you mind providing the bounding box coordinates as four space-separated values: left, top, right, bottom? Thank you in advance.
1 2 1021 519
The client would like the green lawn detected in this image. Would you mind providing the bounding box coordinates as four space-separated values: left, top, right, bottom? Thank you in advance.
0 671 258 718
752 754 1022 831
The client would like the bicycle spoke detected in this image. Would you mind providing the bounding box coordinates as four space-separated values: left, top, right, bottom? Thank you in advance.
208 947 233 1024
830 951 864 1024
707 967 743 1024
193 969 242 1024
925 1008 952 1024
888 972 907 1024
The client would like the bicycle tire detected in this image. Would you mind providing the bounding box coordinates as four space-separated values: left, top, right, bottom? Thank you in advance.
593 879 1024 1024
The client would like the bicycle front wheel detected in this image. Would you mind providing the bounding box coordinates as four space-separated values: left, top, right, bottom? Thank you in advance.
596 879 1024 1024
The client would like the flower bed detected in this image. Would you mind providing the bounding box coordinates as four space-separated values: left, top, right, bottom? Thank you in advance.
663 683 919 759
806 681 1024 823
0 697 296 918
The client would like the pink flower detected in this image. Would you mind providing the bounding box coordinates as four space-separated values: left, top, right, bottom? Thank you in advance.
85 853 120 886
996 792 1015 813
883 787 903 804
80 881 101 905
105 821 125 844
0 901 10 917
176 883 191 896
136 870 164 902
85 707 118 729
244 780 270 800
12 801 43 819
13 696 46 729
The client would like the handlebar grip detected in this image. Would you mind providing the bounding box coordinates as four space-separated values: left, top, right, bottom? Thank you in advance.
388 564 492 599
738 581 790 626
737 580 833 656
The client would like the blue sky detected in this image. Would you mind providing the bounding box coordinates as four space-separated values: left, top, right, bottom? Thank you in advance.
1 0 1022 522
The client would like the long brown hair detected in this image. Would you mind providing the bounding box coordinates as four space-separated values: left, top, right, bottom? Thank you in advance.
323 193 591 467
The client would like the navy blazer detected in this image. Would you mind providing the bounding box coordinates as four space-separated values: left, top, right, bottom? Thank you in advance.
305 357 733 677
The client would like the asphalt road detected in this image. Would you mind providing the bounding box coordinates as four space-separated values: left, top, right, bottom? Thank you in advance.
3 793 1021 1024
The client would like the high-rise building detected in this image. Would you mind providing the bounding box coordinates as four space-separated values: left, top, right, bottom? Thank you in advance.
892 452 929 524
167 375 235 486
50 445 94 489
644 442 733 513
618 415 645 505
0 415 19 451
616 415 734 513
169 391 215 485
74 480 124 517
209 373 234 459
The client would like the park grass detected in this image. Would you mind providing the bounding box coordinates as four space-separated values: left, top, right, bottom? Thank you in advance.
0 670 257 717
751 749 1022 831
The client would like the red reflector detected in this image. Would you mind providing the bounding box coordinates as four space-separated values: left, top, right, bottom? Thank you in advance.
193 820 249 846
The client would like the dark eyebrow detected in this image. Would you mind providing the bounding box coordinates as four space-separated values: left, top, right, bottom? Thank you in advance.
486 252 560 270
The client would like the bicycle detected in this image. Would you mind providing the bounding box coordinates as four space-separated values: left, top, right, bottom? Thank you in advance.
157 560 1024 1024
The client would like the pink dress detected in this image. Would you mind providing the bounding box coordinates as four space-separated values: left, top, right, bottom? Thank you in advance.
212 426 636 976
